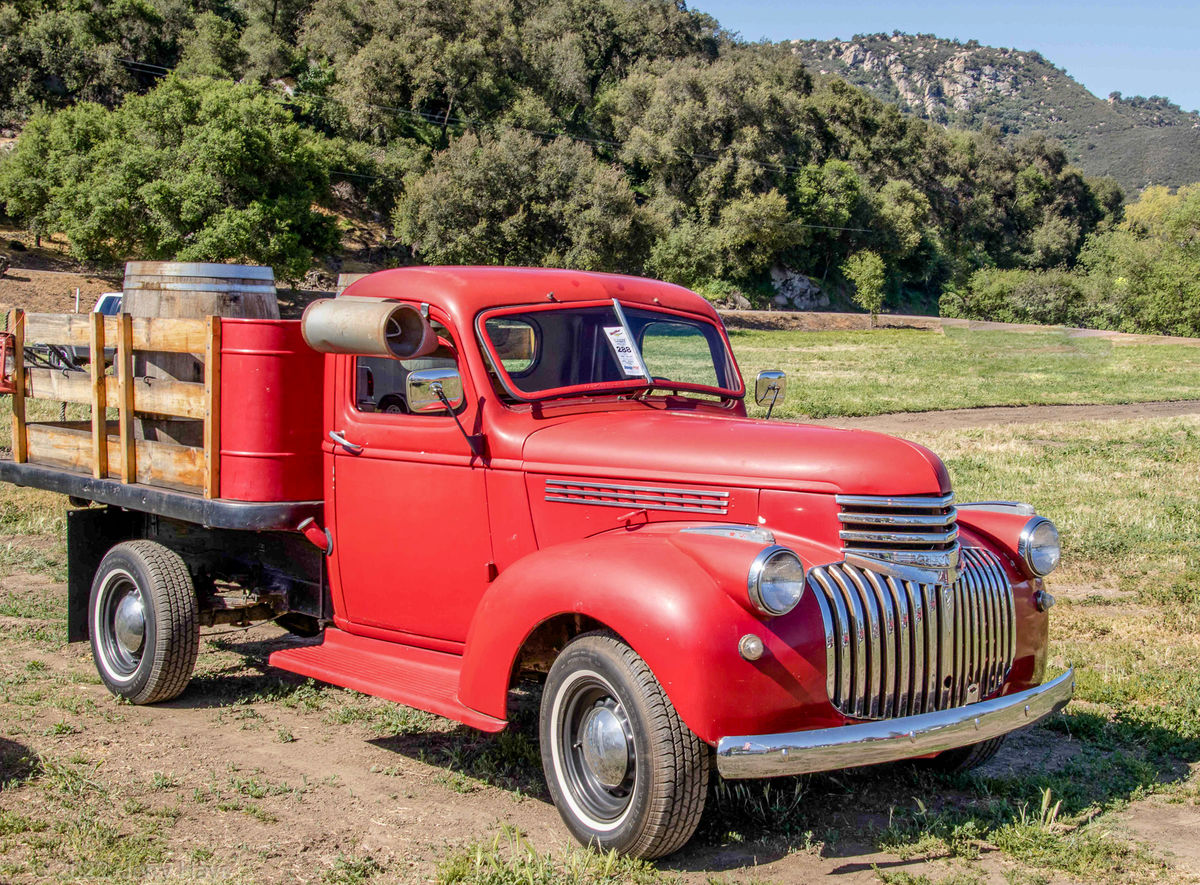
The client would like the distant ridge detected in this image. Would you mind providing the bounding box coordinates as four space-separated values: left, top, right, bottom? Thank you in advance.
789 32 1200 196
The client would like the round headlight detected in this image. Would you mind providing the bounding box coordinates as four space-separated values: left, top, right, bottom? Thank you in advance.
1019 517 1061 577
748 547 806 616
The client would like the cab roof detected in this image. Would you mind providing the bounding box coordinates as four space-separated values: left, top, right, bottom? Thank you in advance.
340 267 721 327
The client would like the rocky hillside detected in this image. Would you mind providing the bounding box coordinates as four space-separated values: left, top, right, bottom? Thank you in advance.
789 33 1200 195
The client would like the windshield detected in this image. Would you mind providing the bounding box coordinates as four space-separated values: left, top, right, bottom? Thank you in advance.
479 301 742 401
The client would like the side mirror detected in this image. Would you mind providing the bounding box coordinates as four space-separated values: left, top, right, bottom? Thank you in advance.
407 367 464 413
754 371 786 407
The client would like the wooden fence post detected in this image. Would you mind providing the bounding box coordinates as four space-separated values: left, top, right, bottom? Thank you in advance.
117 313 135 483
89 311 108 478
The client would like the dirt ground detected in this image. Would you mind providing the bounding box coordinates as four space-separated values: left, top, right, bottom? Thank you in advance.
3 570 1196 884
2 248 1199 881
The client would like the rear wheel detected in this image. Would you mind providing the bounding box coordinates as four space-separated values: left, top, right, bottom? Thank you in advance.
89 540 199 704
926 736 1006 773
539 632 709 859
378 394 408 414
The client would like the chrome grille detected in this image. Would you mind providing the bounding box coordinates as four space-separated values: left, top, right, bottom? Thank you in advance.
837 493 960 583
810 546 1015 720
544 479 729 514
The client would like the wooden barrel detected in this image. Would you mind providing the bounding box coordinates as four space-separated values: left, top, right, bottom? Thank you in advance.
122 262 280 445
335 272 369 296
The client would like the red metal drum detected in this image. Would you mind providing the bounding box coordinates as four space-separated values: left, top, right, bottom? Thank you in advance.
219 319 324 502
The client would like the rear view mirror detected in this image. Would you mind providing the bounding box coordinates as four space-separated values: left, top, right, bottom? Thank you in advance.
407 368 464 413
754 371 786 407
489 319 536 362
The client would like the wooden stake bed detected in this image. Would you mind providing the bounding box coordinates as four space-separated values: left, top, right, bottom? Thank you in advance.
7 308 221 496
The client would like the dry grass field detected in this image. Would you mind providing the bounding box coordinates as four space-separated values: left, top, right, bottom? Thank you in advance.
733 326 1200 420
1 319 1198 883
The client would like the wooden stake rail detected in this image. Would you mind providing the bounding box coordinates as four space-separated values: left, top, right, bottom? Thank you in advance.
6 309 221 498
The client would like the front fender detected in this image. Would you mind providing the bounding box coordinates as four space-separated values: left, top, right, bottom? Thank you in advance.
458 530 841 745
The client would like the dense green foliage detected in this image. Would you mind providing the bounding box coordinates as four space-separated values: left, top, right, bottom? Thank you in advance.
0 76 337 279
790 32 1200 196
0 0 1138 311
944 185 1200 336
393 128 649 270
842 249 885 320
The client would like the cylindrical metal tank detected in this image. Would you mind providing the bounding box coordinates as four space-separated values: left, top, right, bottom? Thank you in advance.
122 261 280 445
301 297 438 360
219 319 323 502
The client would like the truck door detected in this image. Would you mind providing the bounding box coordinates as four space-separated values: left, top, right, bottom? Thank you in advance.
329 313 493 645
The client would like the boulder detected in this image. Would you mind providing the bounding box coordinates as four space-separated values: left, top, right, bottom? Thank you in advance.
770 265 830 310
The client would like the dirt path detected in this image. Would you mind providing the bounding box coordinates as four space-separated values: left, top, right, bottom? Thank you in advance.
0 266 122 314
811 399 1200 434
0 587 904 883
2 573 1148 884
720 310 1200 346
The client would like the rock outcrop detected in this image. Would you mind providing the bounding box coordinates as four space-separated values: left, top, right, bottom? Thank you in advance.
770 266 830 310
789 33 1200 194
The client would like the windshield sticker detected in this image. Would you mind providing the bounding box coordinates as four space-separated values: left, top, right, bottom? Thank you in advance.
603 326 643 377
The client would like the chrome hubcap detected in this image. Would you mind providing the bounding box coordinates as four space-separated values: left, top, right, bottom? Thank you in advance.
114 592 145 655
557 675 637 825
96 571 146 680
580 706 629 789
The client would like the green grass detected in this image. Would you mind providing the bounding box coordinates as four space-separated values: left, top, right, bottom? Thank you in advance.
2 331 1199 881
436 827 663 885
0 752 172 883
0 399 87 581
914 415 1200 608
732 327 1200 419
689 415 1200 882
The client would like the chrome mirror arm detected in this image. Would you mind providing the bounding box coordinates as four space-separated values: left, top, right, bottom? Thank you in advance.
765 383 781 420
432 382 483 460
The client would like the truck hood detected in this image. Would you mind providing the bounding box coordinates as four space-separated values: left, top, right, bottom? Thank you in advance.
521 410 951 496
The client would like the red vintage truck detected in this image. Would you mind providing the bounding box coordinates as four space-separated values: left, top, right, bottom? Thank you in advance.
0 267 1072 858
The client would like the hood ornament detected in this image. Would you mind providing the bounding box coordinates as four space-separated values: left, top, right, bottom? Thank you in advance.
844 543 962 586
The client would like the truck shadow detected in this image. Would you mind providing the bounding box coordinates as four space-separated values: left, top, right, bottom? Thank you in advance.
366 681 549 799
172 633 324 709
0 737 40 790
177 639 1199 874
667 708 1200 871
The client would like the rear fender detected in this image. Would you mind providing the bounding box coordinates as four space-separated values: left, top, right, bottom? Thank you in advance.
458 529 839 744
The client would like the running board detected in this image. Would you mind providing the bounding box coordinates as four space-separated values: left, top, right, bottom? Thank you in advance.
268 628 506 732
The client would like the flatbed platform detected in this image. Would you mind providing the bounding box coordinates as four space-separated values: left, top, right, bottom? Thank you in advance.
0 457 321 531
2 309 325 529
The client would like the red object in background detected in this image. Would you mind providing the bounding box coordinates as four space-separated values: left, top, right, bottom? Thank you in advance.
218 319 324 502
0 332 16 395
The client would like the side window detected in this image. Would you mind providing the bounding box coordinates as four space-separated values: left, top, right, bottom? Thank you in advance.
354 320 458 415
640 321 720 387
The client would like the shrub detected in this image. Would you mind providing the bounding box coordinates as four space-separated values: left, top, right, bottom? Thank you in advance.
942 268 1092 327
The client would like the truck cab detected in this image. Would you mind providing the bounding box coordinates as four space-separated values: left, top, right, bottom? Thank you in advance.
2 266 1073 860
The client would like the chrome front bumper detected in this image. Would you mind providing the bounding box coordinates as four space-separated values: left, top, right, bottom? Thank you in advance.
716 669 1074 779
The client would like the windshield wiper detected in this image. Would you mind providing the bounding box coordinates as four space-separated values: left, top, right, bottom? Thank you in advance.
610 298 651 381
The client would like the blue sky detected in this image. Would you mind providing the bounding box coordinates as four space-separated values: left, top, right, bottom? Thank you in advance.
693 1 1200 113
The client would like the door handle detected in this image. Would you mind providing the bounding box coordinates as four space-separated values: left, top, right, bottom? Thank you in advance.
329 429 364 454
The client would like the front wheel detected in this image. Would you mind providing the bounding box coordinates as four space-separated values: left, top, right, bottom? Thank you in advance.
539 632 709 859
89 540 199 704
